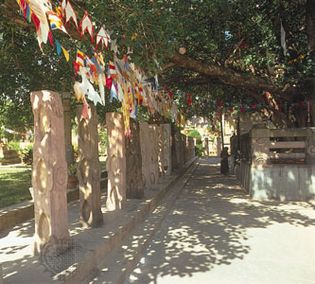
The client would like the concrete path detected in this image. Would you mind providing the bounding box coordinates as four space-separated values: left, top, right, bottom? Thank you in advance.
126 158 315 284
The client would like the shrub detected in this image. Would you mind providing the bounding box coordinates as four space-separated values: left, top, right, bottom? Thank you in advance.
21 144 33 165
187 129 204 157
7 140 21 152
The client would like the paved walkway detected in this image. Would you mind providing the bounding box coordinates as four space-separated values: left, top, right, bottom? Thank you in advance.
126 158 315 284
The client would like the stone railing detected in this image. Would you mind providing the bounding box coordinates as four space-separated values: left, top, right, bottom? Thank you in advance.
235 127 315 201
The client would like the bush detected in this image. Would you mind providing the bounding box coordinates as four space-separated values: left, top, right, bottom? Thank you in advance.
98 128 108 156
21 144 33 165
187 129 202 140
187 129 204 157
7 140 21 152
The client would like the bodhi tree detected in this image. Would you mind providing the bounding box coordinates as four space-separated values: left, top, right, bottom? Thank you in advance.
0 0 314 128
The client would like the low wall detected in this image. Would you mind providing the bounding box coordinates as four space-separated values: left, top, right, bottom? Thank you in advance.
236 127 315 201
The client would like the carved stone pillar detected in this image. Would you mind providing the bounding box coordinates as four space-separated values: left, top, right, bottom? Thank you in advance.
306 128 315 165
140 123 159 188
183 134 189 162
77 104 103 227
150 124 160 183
188 137 195 160
126 120 144 199
31 91 70 255
157 125 164 177
106 112 126 210
61 92 74 166
173 127 184 169
205 138 209 156
161 124 172 175
250 128 270 166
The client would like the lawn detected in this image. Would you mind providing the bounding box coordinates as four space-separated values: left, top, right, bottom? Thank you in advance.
0 166 32 208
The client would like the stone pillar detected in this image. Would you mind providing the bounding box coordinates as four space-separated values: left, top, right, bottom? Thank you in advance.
188 137 195 160
106 112 126 210
157 125 165 177
140 123 159 188
250 128 270 167
150 124 160 183
171 125 178 170
77 104 103 227
126 120 144 199
61 92 74 166
31 91 70 255
161 124 172 175
173 127 184 169
184 135 190 162
205 138 209 156
306 128 315 165
0 264 3 284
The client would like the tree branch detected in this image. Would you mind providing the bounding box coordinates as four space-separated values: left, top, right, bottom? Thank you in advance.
170 53 293 100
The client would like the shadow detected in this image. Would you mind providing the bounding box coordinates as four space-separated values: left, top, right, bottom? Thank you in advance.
127 157 315 283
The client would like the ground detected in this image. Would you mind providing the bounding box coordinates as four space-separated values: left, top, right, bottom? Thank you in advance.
126 158 315 284
1 158 315 283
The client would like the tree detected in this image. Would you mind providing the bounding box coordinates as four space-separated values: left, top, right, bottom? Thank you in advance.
0 0 314 127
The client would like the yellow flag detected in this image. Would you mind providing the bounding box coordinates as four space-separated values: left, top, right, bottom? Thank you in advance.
62 46 70 62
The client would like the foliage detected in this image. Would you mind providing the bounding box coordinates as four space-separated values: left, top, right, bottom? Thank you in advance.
68 162 77 176
0 0 313 124
187 129 202 141
98 127 108 156
7 140 21 152
21 144 33 165
186 129 203 157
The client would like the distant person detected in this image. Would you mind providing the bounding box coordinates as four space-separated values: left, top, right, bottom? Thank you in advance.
220 147 229 175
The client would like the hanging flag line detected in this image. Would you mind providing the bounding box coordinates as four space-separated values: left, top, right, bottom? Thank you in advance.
15 0 190 135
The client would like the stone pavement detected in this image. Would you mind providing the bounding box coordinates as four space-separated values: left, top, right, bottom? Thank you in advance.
126 158 315 284
0 159 196 283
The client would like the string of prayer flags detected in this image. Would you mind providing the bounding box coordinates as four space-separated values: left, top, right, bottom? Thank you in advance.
76 50 85 67
47 11 68 34
186 93 192 106
65 0 78 29
55 39 62 56
62 46 70 61
96 27 111 49
80 11 94 43
110 39 119 54
28 0 52 48
61 0 67 10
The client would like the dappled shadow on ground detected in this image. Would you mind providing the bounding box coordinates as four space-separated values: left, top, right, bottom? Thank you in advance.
128 158 315 283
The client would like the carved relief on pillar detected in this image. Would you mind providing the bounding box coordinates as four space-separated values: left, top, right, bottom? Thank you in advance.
30 91 70 255
77 104 103 227
251 137 269 166
106 112 126 210
125 120 144 199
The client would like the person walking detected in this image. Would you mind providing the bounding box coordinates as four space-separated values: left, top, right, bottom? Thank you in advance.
220 147 229 175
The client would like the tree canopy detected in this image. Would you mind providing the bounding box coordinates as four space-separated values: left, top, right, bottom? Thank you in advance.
0 0 314 131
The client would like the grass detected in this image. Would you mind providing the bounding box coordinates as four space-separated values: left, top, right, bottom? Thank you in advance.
0 166 32 208
0 156 107 209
